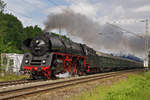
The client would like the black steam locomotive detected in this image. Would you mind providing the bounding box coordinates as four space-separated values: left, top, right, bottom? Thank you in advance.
21 32 143 79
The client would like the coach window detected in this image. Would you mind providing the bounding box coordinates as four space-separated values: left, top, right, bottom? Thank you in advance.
3 56 7 65
9 59 14 67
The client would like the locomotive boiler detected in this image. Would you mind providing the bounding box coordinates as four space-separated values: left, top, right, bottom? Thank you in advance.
21 32 143 79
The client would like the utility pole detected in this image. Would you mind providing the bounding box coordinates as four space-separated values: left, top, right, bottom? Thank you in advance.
59 24 61 35
104 20 149 69
58 24 61 39
144 19 149 70
108 20 149 69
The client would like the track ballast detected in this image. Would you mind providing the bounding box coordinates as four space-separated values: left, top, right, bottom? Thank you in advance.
0 69 143 100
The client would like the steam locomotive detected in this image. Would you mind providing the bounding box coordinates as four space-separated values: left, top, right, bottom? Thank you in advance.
21 32 143 79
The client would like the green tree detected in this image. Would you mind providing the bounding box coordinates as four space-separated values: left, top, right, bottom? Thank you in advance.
0 0 70 55
0 13 24 50
0 0 6 12
51 32 71 41
23 25 42 39
0 12 43 54
0 38 20 53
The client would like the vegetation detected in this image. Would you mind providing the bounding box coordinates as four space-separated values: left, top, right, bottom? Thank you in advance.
51 32 71 41
0 0 70 54
0 12 42 53
0 74 29 81
0 0 6 12
0 0 71 72
72 71 150 100
148 53 150 69
0 0 42 73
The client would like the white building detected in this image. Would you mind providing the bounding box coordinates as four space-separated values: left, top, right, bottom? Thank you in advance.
144 58 149 69
1 53 24 74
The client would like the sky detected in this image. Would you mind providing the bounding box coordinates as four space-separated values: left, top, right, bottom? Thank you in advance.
3 0 150 58
4 0 150 33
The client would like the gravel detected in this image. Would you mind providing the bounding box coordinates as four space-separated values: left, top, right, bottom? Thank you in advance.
13 72 140 100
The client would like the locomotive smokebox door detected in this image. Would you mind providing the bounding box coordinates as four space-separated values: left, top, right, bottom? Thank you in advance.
23 38 33 50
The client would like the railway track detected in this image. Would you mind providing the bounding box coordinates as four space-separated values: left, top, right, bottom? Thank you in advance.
0 69 143 100
0 79 40 88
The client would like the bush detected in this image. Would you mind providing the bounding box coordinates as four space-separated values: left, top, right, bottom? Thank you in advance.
72 71 150 100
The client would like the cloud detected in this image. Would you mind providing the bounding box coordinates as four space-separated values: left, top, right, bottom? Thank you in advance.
44 0 100 19
4 0 150 57
44 9 147 58
70 1 99 18
4 0 47 27
4 0 33 19
133 5 150 12
44 6 66 14
23 0 46 8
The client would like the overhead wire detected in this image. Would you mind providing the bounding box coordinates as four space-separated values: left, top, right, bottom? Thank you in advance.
106 22 144 39
6 7 32 19
46 0 144 40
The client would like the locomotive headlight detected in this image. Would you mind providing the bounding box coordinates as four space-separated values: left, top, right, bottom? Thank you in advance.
25 60 29 64
42 60 46 64
36 40 39 44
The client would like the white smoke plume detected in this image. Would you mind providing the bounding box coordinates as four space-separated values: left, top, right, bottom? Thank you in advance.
44 9 148 58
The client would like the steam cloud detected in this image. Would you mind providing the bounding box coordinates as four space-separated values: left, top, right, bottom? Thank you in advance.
44 9 149 58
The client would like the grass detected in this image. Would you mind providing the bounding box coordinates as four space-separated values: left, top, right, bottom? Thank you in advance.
72 71 150 100
0 74 29 81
